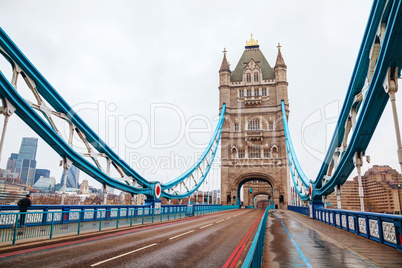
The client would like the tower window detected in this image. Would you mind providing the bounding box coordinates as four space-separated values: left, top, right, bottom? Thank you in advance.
254 73 259 82
248 119 260 130
238 149 245 159
247 89 252 97
235 124 240 132
239 90 244 98
264 149 272 158
246 73 251 82
248 146 261 158
262 88 267 96
254 89 259 96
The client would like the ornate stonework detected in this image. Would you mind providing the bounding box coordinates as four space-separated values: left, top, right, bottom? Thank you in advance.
219 38 290 208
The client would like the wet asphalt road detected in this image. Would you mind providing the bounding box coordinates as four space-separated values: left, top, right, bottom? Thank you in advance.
264 210 386 267
0 209 263 268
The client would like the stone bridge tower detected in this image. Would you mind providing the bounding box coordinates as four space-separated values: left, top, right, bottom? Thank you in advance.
219 35 290 208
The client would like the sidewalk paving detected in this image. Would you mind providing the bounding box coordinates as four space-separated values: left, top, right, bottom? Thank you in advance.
263 210 402 268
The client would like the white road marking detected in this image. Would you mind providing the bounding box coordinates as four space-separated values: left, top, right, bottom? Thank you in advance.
216 219 225 223
226 217 232 219
91 243 157 267
200 223 213 229
169 230 195 240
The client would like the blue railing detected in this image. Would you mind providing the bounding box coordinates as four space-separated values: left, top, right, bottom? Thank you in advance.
0 204 237 245
289 206 402 251
242 205 274 268
287 205 309 217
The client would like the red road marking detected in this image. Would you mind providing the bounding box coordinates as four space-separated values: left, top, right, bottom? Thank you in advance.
0 209 239 259
223 210 264 268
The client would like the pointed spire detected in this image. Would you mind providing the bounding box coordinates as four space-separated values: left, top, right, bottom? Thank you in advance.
220 48 230 71
274 43 287 69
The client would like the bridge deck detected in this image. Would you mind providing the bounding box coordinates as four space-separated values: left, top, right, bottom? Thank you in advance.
264 210 402 267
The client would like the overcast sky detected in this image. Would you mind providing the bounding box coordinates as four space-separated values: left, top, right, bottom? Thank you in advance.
0 0 400 193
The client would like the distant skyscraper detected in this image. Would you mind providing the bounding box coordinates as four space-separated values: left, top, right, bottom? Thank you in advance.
14 137 38 186
6 153 18 172
35 169 51 185
61 165 80 188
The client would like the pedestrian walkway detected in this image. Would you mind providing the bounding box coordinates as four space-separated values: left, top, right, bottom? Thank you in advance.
263 210 402 268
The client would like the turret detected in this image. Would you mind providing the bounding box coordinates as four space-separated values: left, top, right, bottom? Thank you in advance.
274 43 289 104
219 48 231 108
219 48 231 86
274 43 287 82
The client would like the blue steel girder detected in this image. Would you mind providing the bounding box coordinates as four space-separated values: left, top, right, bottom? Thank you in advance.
0 27 225 200
282 0 402 201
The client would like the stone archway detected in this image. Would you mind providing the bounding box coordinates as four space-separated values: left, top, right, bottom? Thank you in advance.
231 173 273 206
252 192 271 207
223 172 287 209
253 193 271 208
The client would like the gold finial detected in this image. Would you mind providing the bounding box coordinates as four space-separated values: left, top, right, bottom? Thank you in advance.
223 47 227 54
246 33 259 47
277 42 282 50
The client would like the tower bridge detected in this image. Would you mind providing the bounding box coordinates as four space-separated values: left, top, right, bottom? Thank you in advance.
0 0 402 267
219 36 289 209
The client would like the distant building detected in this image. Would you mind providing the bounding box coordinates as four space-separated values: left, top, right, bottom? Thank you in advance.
135 194 146 205
327 165 402 214
14 137 38 186
6 153 18 172
0 177 28 204
77 180 89 195
33 176 55 193
0 168 19 180
35 169 50 185
60 165 80 189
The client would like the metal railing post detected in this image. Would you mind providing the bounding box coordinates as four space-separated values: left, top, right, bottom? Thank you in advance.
99 210 102 232
77 210 82 235
116 209 119 229
12 213 19 245
142 207 144 225
130 208 133 227
152 207 154 223
50 212 55 239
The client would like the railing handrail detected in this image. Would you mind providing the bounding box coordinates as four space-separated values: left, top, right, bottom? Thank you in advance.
242 205 274 268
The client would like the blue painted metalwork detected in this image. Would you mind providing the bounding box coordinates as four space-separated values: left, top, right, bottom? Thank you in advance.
287 205 309 217
0 26 226 200
0 204 236 245
281 101 310 201
242 205 274 268
291 207 402 251
282 0 402 201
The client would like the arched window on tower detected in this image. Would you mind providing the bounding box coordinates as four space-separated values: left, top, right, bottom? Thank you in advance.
248 118 260 130
246 73 251 82
254 73 259 82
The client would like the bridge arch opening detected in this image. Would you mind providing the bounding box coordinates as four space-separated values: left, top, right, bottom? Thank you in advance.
232 173 276 207
253 193 271 208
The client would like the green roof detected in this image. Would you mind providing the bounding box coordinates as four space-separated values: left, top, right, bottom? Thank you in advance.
231 48 275 82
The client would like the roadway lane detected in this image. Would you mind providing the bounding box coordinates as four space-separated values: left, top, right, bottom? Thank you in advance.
0 209 264 268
